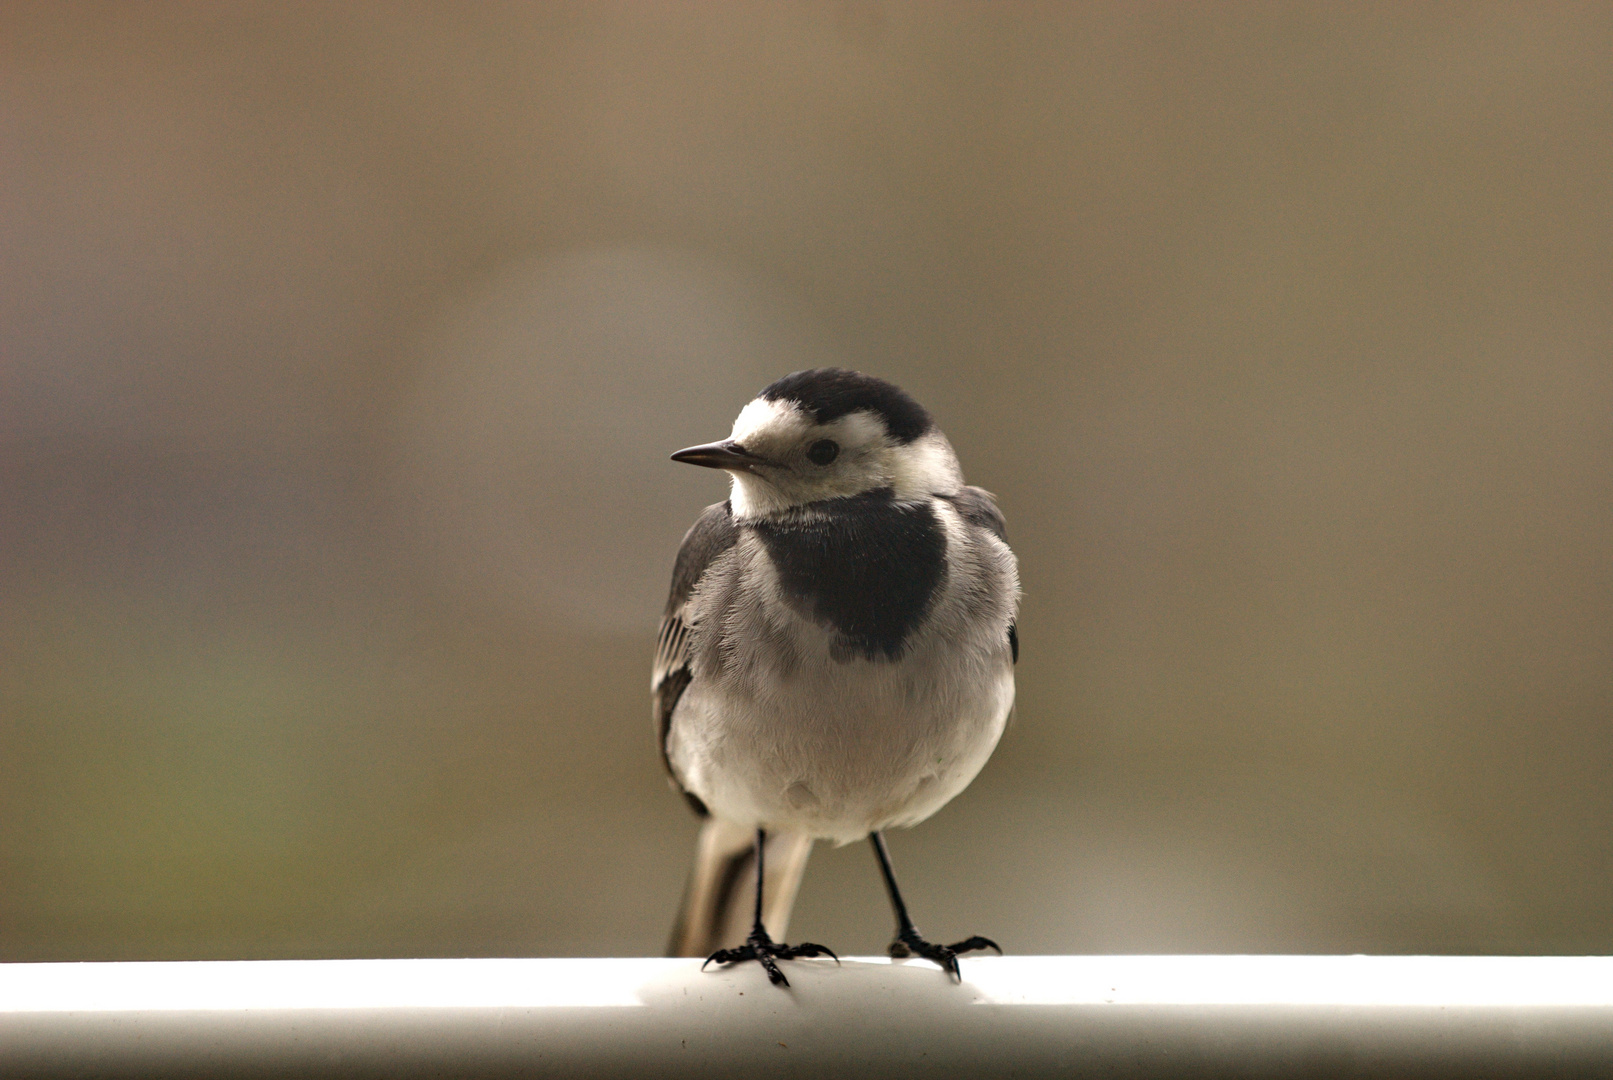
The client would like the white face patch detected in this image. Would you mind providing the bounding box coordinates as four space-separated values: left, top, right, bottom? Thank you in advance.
889 430 964 502
722 398 963 519
729 397 810 448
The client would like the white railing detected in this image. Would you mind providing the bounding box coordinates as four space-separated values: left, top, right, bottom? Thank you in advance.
3 955 1611 1077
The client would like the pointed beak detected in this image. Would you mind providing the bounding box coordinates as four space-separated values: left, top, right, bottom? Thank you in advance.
670 439 769 473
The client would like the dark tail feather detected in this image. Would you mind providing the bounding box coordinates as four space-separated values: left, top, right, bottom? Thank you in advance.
667 818 814 957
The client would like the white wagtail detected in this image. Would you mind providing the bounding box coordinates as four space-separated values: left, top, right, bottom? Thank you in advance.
654 369 1019 986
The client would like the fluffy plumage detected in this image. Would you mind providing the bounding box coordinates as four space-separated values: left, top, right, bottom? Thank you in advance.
656 369 1018 961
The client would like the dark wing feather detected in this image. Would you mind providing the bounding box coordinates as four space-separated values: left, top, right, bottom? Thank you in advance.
941 485 1008 542
654 502 740 815
943 486 1016 663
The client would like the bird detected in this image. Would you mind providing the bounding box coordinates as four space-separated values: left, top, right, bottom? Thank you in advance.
654 368 1019 987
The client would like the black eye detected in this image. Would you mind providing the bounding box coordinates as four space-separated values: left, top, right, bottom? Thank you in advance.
806 439 840 465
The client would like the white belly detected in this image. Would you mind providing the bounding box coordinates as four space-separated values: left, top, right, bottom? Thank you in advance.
667 619 1015 845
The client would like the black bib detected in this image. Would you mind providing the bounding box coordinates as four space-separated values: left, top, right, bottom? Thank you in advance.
753 489 946 662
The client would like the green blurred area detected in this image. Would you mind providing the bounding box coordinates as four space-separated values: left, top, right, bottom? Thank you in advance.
2 2 1610 960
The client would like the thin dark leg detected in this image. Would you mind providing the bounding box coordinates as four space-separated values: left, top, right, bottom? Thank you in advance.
752 828 767 932
869 830 1001 982
701 828 838 988
870 830 918 938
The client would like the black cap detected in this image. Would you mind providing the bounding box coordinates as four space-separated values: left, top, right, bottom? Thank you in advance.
758 369 933 445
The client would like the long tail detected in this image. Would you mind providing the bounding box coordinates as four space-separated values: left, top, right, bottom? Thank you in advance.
666 817 814 957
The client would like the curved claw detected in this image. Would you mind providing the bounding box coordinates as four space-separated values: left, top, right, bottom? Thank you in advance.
947 935 1002 957
787 941 841 964
756 952 789 986
700 936 841 988
701 944 756 971
890 929 1002 981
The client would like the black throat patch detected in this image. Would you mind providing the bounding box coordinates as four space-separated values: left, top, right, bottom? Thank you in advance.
752 489 946 661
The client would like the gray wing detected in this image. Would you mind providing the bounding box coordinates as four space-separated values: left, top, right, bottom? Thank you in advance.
942 485 1008 542
654 501 740 814
943 486 1017 662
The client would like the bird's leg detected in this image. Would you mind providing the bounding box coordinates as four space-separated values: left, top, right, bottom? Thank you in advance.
702 828 838 987
869 830 1001 981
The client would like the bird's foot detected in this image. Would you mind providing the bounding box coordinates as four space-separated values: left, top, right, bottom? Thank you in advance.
703 928 839 988
889 928 1001 981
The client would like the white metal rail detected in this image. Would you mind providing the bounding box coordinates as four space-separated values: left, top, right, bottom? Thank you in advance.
3 955 1611 1077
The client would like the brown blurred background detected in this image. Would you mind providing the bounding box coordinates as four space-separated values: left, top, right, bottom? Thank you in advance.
2 2 1610 962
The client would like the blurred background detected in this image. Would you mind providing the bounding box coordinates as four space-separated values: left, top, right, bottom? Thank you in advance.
2 2 1610 962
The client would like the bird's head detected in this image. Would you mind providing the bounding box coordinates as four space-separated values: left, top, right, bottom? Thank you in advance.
672 369 963 518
